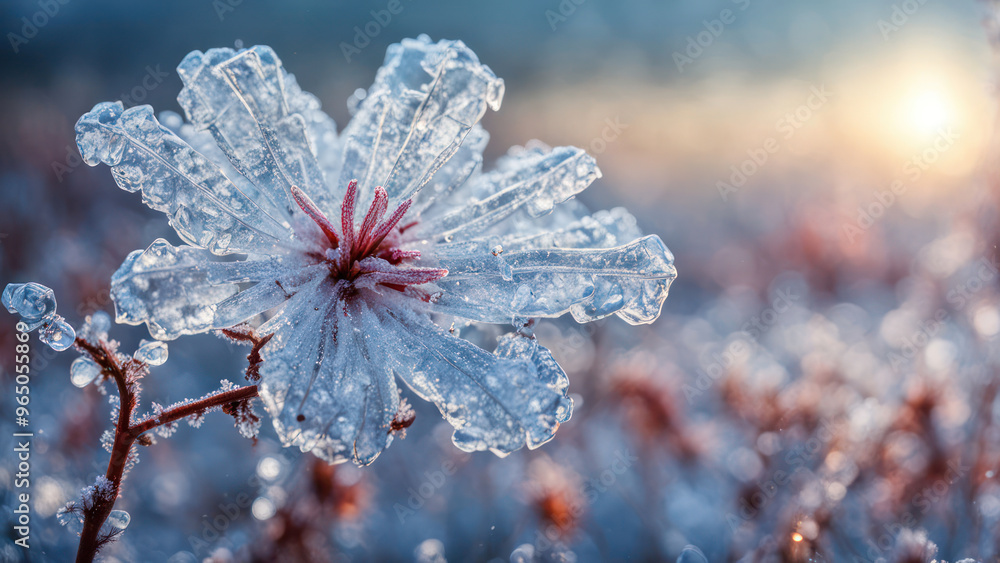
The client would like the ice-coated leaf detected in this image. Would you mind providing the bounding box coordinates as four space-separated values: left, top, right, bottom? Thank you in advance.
427 235 677 325
111 239 326 340
258 281 398 465
337 36 504 209
177 46 333 216
413 144 600 243
376 305 571 455
75 102 295 255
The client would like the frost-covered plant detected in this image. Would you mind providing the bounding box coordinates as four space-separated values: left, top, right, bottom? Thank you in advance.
3 286 264 562
75 36 677 465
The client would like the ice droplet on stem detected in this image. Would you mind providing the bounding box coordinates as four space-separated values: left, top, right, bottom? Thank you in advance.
134 339 168 366
70 357 102 388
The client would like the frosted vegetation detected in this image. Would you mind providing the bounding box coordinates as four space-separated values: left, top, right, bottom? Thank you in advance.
72 36 677 466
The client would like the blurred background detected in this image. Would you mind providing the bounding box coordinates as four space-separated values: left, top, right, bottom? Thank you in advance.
2 0 1000 561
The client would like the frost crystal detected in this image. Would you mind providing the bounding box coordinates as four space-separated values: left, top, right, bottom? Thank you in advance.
81 311 112 341
3 282 77 351
76 37 677 465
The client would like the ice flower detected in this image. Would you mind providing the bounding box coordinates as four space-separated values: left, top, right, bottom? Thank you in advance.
75 36 676 465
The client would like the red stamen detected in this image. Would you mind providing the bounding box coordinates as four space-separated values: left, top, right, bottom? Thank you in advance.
356 186 389 257
340 179 358 271
291 185 339 247
368 199 413 254
294 180 442 290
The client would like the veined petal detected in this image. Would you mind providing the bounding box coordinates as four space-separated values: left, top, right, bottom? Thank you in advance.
75 102 296 256
177 46 335 217
413 144 600 243
110 239 325 340
425 235 677 325
258 283 398 465
375 306 572 455
338 36 504 210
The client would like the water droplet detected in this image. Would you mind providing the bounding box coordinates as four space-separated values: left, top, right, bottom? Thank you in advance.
134 339 168 366
106 510 130 530
491 244 503 256
39 317 76 351
70 357 102 388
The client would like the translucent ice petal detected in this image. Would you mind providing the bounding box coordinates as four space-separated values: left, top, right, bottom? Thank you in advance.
257 281 398 465
494 331 570 395
409 124 489 217
338 36 504 209
111 238 325 340
177 46 332 216
2 282 57 330
428 235 677 325
70 357 102 388
414 145 599 243
377 306 572 455
134 339 169 366
75 102 295 255
39 316 76 351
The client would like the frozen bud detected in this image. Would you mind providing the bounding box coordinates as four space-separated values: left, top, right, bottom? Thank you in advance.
39 316 76 351
82 311 112 341
70 357 102 388
3 282 58 330
134 339 168 366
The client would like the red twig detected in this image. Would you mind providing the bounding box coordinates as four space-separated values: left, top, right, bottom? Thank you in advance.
72 336 260 563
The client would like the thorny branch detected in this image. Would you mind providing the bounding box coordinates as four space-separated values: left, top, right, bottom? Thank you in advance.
69 329 267 563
